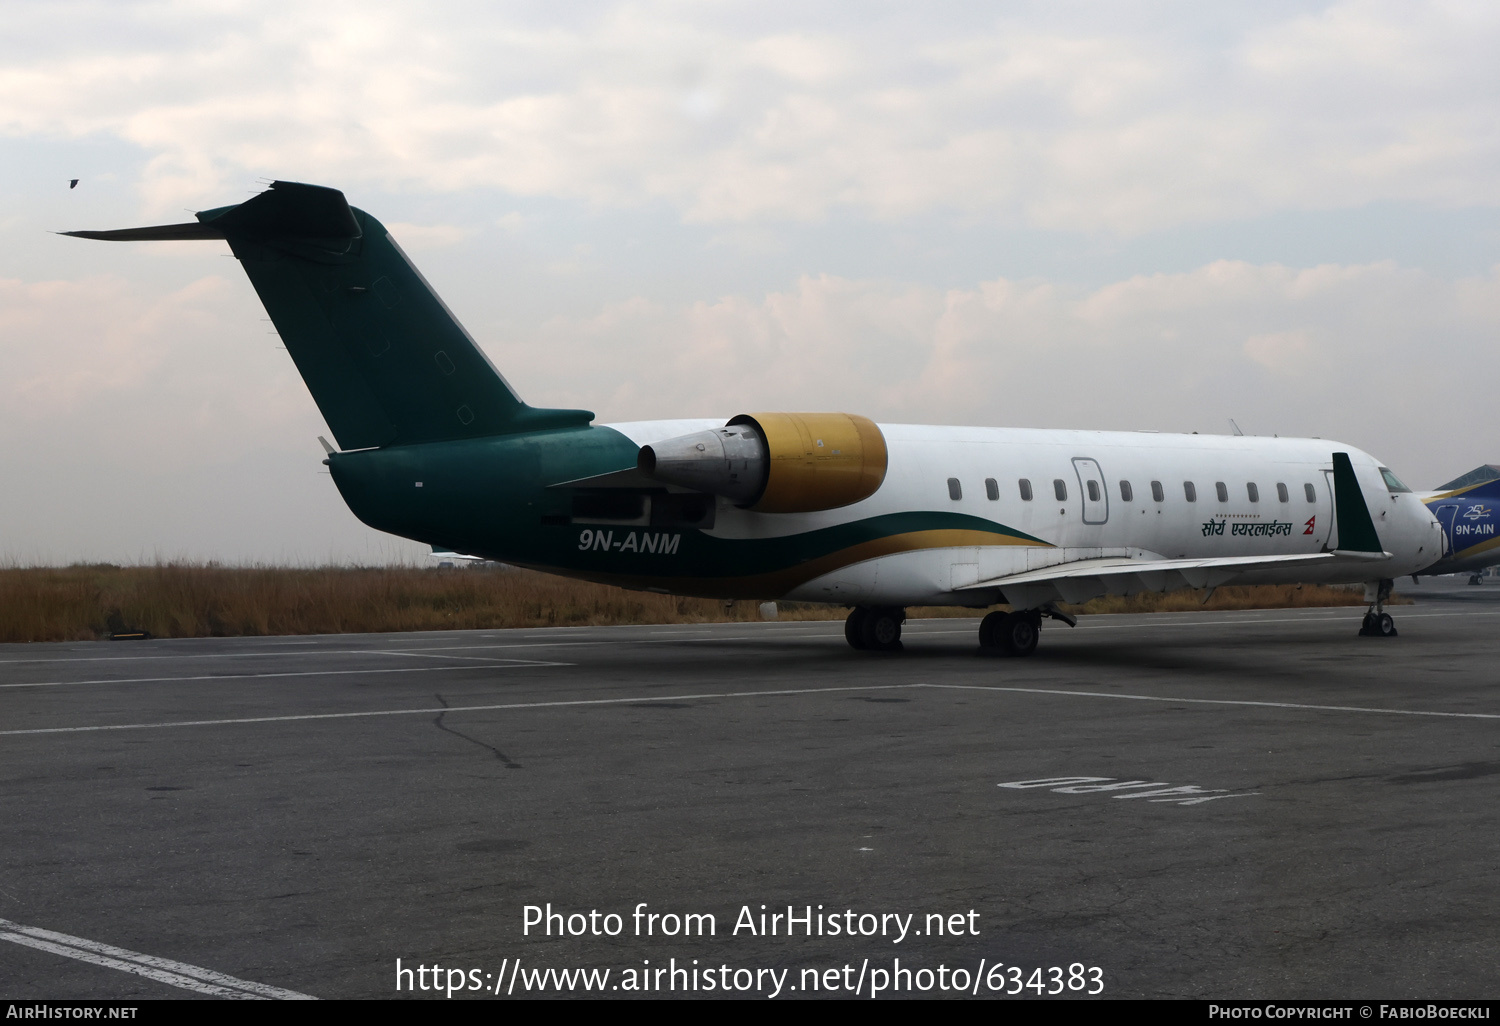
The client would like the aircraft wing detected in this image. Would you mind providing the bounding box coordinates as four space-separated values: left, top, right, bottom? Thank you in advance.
956 550 1384 606
431 546 486 563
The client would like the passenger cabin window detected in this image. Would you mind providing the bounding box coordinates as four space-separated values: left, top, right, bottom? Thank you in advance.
1379 467 1412 493
1019 478 1033 501
1086 480 1100 502
1277 483 1290 503
985 478 999 501
1053 479 1068 501
1304 483 1316 502
1247 482 1260 503
1119 480 1133 502
1215 481 1228 503
1183 481 1197 502
947 478 962 501
1151 480 1165 503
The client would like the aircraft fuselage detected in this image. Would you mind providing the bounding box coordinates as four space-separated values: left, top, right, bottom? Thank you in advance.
329 421 1440 607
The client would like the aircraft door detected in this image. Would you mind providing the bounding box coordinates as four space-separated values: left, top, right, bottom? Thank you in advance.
1434 504 1459 557
1317 469 1340 549
1072 457 1108 525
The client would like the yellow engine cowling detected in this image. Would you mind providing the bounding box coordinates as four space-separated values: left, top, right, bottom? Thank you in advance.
727 412 888 513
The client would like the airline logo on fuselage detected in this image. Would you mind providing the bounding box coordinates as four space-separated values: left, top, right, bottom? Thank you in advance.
1201 519 1296 538
577 528 681 555
1452 504 1496 542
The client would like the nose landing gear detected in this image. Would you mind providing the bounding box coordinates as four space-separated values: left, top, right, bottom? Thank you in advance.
1358 578 1399 637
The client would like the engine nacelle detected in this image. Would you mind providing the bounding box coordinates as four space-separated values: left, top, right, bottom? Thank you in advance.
637 412 887 513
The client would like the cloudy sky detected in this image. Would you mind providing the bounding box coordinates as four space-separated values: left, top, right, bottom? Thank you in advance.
2 0 1497 563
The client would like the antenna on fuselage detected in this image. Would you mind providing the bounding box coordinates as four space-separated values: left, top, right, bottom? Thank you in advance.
1229 419 1244 436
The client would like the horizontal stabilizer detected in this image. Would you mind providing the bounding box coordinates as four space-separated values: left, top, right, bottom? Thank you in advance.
200 180 362 247
59 222 226 242
62 181 361 248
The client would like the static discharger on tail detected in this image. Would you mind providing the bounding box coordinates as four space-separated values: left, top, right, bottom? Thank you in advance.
65 180 1446 655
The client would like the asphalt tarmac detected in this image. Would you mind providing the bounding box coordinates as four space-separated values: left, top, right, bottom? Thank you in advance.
1 578 1497 1000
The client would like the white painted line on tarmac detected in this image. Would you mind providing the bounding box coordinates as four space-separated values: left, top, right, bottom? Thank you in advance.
0 636 764 666
0 647 550 666
284 610 1500 651
5 676 1496 736
0 659 569 689
0 917 313 999
923 683 1500 720
366 649 556 663
355 636 765 653
7 607 1491 668
911 610 1500 637
1072 610 1500 630
0 684 920 736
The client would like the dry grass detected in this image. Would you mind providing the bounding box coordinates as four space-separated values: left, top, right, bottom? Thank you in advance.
0 563 1399 644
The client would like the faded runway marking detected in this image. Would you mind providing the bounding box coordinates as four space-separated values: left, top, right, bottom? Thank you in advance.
4 678 1496 737
926 683 1500 720
0 684 920 735
0 659 569 690
0 917 313 999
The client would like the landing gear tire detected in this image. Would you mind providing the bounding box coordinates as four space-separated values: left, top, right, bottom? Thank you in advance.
844 608 869 650
999 612 1041 657
978 610 1008 651
979 611 1040 656
861 607 905 652
1358 579 1398 638
845 606 903 651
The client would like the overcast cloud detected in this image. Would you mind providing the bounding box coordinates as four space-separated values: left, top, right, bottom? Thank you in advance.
1 1 1496 563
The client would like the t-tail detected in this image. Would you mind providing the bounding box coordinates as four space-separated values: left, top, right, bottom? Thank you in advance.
63 180 592 450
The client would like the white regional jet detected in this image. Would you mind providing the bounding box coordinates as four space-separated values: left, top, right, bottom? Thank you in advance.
65 181 1444 654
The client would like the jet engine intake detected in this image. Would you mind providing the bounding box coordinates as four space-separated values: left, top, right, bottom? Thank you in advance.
637 412 887 513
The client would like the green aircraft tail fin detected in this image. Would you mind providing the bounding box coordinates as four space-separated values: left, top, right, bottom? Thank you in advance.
1331 452 1384 554
69 180 591 450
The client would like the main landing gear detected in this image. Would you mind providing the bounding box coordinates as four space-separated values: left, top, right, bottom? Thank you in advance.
977 605 1076 657
1358 578 1398 638
844 606 905 652
979 610 1040 656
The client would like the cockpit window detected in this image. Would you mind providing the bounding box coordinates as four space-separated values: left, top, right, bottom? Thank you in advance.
1378 467 1411 493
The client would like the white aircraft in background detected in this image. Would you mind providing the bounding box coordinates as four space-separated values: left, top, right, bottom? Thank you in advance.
65 181 1444 654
